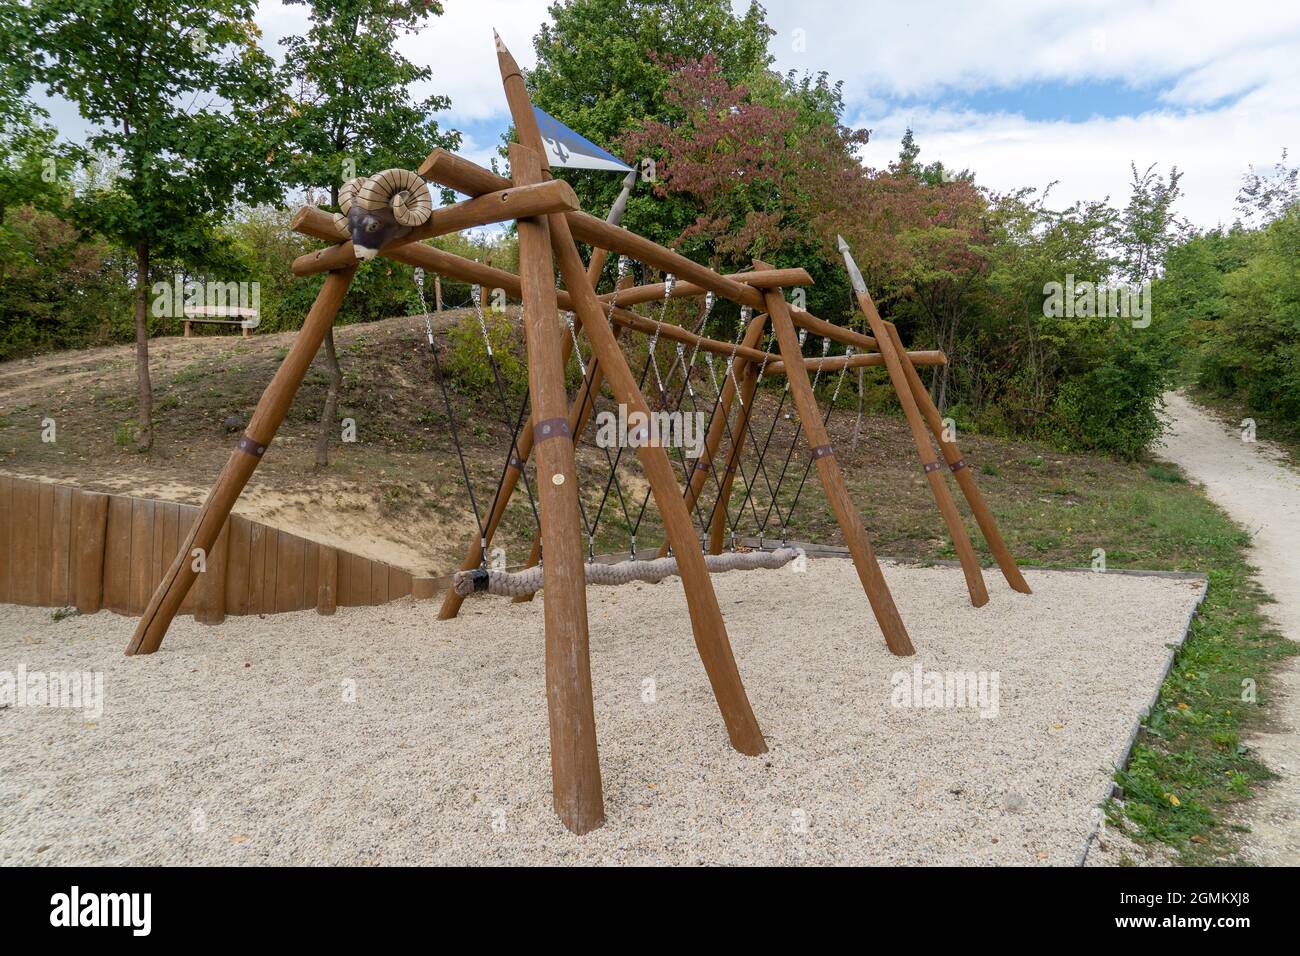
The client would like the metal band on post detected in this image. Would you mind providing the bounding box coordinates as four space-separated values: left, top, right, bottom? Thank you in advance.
949 458 968 473
531 417 572 445
923 461 942 473
237 435 267 458
810 443 834 461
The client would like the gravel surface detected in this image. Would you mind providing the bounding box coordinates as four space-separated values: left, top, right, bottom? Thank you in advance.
0 559 1204 865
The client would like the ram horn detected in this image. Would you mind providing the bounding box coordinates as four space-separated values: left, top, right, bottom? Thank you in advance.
333 177 364 238
355 168 433 227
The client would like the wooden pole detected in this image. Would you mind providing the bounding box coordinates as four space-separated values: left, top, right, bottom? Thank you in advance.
434 248 625 621
512 283 632 604
124 266 357 655
71 489 109 614
434 274 442 312
497 34 766 758
290 180 579 277
757 262 915 656
838 241 988 607
510 142 604 834
658 310 769 558
709 361 762 555
886 321 1031 594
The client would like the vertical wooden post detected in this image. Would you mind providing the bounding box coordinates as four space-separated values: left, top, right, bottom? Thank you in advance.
512 142 604 834
317 545 339 614
510 322 625 603
125 266 357 655
438 247 626 618
842 258 989 607
434 273 443 312
885 321 1031 594
72 489 109 614
659 310 769 557
757 266 914 656
497 34 767 758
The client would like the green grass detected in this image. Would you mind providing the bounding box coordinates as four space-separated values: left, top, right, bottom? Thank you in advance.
994 463 1295 863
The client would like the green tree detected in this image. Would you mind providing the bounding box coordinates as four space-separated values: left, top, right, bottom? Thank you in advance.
528 0 773 252
25 0 287 450
279 0 461 466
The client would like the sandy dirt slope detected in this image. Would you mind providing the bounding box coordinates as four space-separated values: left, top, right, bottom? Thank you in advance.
1157 391 1300 865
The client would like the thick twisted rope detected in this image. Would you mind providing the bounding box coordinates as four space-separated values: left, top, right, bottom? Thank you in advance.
452 547 799 597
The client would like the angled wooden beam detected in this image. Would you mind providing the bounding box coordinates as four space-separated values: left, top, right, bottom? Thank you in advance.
885 321 1031 594
290 179 579 277
604 269 812 307
497 35 767 758
511 142 604 834
756 260 914 656
658 310 770 558
838 238 988 608
125 266 357 655
766 349 947 374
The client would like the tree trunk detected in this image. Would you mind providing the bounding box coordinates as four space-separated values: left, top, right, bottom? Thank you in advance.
133 241 154 452
315 326 342 468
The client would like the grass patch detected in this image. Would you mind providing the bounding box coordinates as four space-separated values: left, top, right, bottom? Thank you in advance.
997 467 1295 862
1146 463 1187 484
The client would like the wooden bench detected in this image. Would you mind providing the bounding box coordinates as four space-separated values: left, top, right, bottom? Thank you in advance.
183 306 259 338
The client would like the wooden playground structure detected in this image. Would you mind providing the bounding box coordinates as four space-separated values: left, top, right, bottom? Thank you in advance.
123 35 1029 835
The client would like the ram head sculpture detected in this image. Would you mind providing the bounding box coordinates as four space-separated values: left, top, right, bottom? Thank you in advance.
332 168 433 259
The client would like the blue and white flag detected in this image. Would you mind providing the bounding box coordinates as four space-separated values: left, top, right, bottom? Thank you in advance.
533 106 633 173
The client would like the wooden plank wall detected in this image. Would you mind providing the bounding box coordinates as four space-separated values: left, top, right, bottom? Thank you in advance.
0 476 416 619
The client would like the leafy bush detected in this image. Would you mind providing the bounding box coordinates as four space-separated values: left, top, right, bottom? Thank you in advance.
1048 330 1171 460
442 311 527 396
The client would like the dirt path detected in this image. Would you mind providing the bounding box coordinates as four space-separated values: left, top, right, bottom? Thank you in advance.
1157 391 1300 864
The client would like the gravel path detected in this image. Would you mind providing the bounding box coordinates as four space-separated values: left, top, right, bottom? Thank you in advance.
1157 391 1300 865
1 559 1203 865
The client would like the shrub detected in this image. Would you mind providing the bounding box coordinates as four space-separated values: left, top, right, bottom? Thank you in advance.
442 311 527 396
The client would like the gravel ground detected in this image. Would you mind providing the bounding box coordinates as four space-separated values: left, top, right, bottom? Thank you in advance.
0 559 1204 866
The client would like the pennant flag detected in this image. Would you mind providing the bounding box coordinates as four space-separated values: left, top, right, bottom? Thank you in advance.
532 106 633 173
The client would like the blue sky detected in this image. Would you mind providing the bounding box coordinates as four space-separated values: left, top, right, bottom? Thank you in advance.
39 0 1300 228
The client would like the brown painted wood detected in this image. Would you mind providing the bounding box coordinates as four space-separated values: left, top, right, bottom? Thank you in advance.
248 521 268 614
260 527 279 614
128 498 155 614
149 499 170 598
0 476 11 604
125 266 356 655
195 520 229 625
302 542 319 610
157 502 180 598
290 179 579 277
411 575 436 601
34 482 55 606
603 269 812 308
102 496 132 612
49 484 73 606
886 321 1031 594
388 565 412 600
224 515 252 615
849 286 988 608
759 269 915 656
177 505 200 616
369 557 389 606
512 313 629 604
660 310 769 558
709 362 762 555
71 489 109 614
345 552 370 607
765 349 948 374
316 545 338 615
498 44 767 767
275 531 305 612
509 139 605 834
